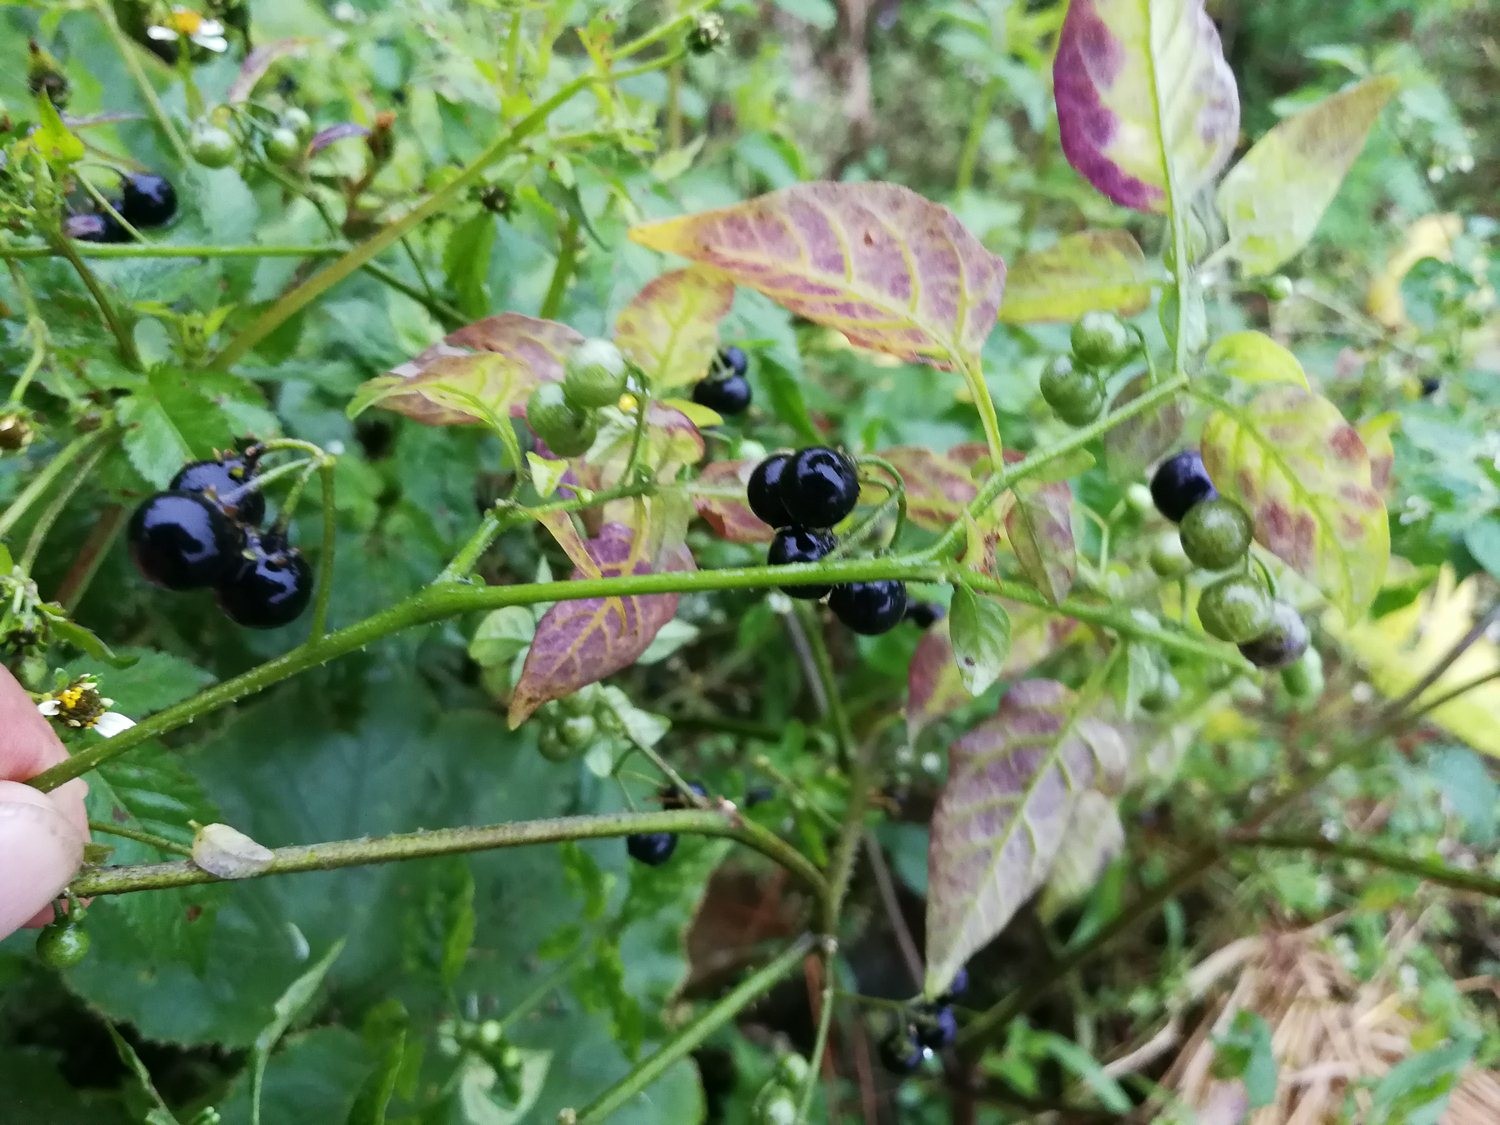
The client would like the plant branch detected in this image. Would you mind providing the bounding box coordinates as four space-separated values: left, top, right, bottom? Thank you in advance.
539 211 581 320
1231 832 1500 899
1380 604 1499 723
0 242 347 261
46 232 141 370
89 0 190 164
0 428 115 541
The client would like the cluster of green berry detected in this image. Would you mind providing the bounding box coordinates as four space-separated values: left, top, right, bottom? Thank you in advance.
878 967 968 1075
749 1052 813 1124
64 171 176 244
749 449 909 634
1039 312 1140 426
187 106 315 170
532 683 624 763
128 450 313 629
525 339 631 457
1147 450 1319 693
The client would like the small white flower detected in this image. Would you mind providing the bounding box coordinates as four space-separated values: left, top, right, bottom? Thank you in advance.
93 711 137 738
36 677 136 737
146 9 229 54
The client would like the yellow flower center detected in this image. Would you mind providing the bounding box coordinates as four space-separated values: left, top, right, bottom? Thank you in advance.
168 9 205 35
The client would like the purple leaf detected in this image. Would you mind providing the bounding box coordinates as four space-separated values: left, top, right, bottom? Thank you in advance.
1054 0 1239 212
307 122 371 157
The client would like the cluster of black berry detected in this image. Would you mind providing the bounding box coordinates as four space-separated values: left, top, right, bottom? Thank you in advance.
748 447 908 634
64 172 176 244
1148 450 1311 674
625 782 707 866
1038 312 1139 426
128 451 313 629
690 346 752 416
879 967 968 1075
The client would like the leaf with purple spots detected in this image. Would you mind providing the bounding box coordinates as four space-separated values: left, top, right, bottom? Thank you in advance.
925 680 1130 997
880 446 983 531
1201 386 1389 615
508 524 692 726
628 182 1006 371
614 267 737 390
1005 479 1077 604
999 229 1152 323
1053 0 1239 213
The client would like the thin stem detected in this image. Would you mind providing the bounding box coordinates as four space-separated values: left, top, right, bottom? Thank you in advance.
309 460 337 639
955 75 1001 194
795 947 838 1125
865 833 923 989
20 439 110 572
89 0 190 164
572 934 816 1123
0 242 347 261
1401 667 1500 724
57 504 126 611
4 260 48 404
47 232 141 370
88 820 193 859
1380 604 1499 723
0 429 114 541
538 212 580 320
1231 832 1500 899
960 357 1005 467
72 809 826 899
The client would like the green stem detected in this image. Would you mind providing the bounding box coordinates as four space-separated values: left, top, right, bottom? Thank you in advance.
0 242 348 260
1231 832 1500 899
955 75 1001 194
960 357 1005 468
538 212 581 320
4 260 48 404
89 0 190 165
309 460 337 639
795 953 837 1125
47 233 141 370
87 820 193 859
71 809 826 899
572 934 816 1123
0 429 114 541
19 439 110 572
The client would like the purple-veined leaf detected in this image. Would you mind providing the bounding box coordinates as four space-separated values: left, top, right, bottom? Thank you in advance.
1217 77 1399 275
352 313 582 425
227 39 308 105
614 268 736 390
1054 0 1239 212
629 182 1006 371
881 446 983 531
508 524 692 726
1037 790 1124 919
999 230 1152 323
1005 479 1076 603
925 680 1129 995
693 459 773 544
1205 331 1308 388
1102 372 1184 476
1201 386 1389 615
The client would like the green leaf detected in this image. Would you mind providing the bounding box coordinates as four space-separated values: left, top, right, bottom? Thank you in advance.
249 941 346 1125
1206 331 1309 388
999 230 1152 323
613 268 736 390
1367 1037 1476 1125
105 1024 181 1125
444 211 499 319
117 368 237 487
949 587 1012 696
1217 76 1400 274
46 617 137 668
468 607 536 669
32 95 84 163
1200 387 1389 615
1429 745 1498 845
1211 1011 1278 1109
1464 517 1500 580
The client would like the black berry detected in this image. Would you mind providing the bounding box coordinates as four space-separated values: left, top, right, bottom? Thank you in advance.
215 531 313 629
627 831 677 866
661 781 708 808
878 1028 924 1075
1238 601 1310 669
1150 451 1218 523
128 491 244 590
64 211 128 243
713 346 749 379
914 1005 958 1051
829 580 908 635
942 965 969 1001
782 447 859 528
747 453 795 528
905 601 945 629
170 454 265 524
692 372 752 415
118 172 177 228
768 526 836 600
744 784 775 807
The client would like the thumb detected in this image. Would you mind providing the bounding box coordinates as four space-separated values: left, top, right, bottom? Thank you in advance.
0 781 86 936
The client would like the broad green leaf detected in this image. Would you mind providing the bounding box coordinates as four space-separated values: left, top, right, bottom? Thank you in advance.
352 313 582 425
1053 0 1239 212
1218 77 1399 275
444 211 499 319
1200 387 1389 614
613 268 736 390
1466 518 1500 581
508 524 692 726
998 230 1152 323
949 587 1012 696
630 182 1006 371
118 368 237 487
1005 479 1076 604
32 96 84 163
1205 331 1309 388
249 941 346 1125
925 680 1129 996
468 607 536 669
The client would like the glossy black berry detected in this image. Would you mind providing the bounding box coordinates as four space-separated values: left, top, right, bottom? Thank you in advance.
692 372 752 415
914 1005 958 1051
878 1029 924 1075
744 784 776 807
768 526 836 600
942 966 969 1001
661 781 708 809
1238 601 1310 669
170 455 265 524
215 532 314 629
64 211 128 243
627 831 677 866
829 580 908 635
128 491 244 590
783 447 859 528
905 601 946 629
1150 450 1218 523
713 346 749 379
748 453 794 528
118 173 177 228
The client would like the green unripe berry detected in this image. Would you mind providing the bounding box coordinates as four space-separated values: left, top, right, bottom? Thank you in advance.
559 714 597 752
1261 275 1294 301
281 106 314 142
1197 574 1272 644
563 339 629 410
1125 483 1155 517
1070 311 1134 368
188 122 238 169
1280 647 1324 700
36 919 90 968
751 1088 798 1125
1053 384 1104 426
1139 666 1181 713
774 1053 811 1089
537 727 572 762
527 383 597 458
1179 498 1253 570
264 127 302 165
1039 356 1099 414
1148 530 1194 579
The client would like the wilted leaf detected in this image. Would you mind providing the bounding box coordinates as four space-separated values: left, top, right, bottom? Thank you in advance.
1218 77 1399 275
509 524 692 726
1205 331 1308 388
926 680 1129 995
693 460 773 543
1201 386 1389 614
949 588 1012 696
614 268 736 390
630 182 1006 370
999 230 1152 323
1054 0 1239 212
192 823 274 879
1005 480 1076 603
1103 373 1184 476
353 313 582 425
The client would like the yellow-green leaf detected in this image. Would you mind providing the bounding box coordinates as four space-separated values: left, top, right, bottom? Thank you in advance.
613 267 736 390
1201 387 1389 615
1205 331 1309 388
32 96 84 164
999 230 1152 323
1217 76 1400 275
629 182 1006 371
